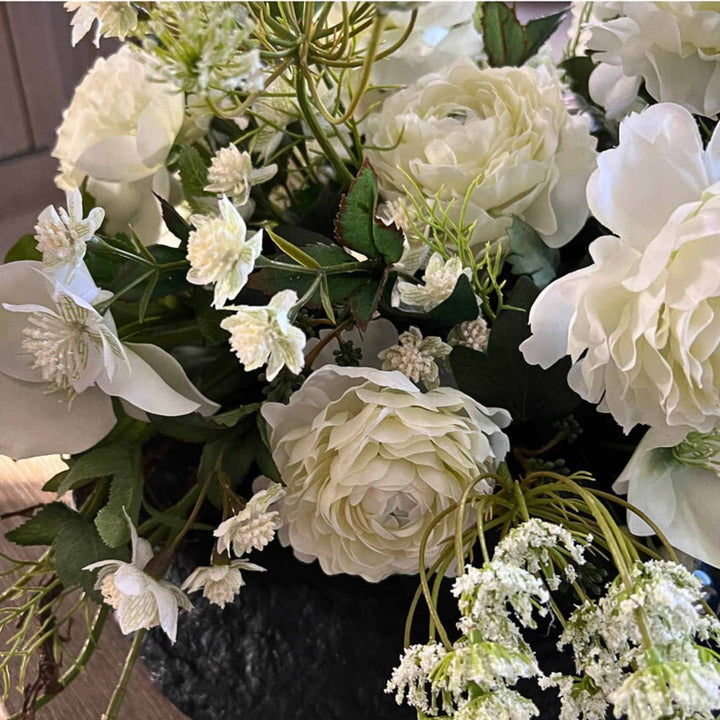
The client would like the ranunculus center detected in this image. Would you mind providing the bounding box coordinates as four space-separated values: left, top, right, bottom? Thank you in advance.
363 489 421 529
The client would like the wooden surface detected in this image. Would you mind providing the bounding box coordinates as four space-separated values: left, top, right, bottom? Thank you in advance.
0 456 190 720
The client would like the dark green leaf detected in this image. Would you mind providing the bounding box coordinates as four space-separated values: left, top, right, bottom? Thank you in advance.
372 219 404 264
348 274 387 328
450 276 580 423
524 10 566 59
335 163 378 259
266 226 320 268
42 469 70 493
155 193 192 245
192 288 232 346
6 503 77 547
560 56 595 100
177 144 211 211
506 216 559 289
56 444 132 496
4 234 41 263
148 404 259 443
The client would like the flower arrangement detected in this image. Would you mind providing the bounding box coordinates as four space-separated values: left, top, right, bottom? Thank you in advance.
2 2 720 719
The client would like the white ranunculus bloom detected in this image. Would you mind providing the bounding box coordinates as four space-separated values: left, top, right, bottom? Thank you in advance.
365 58 597 253
181 559 264 609
261 365 511 582
521 103 720 434
583 2 720 119
186 196 263 308
614 427 720 569
53 47 184 244
85 513 191 642
0 260 217 459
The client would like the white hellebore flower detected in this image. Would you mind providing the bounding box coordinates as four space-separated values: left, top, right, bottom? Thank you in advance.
614 427 720 569
204 145 278 207
34 188 104 266
396 253 469 312
261 365 511 582
583 2 720 119
186 196 263 308
522 103 720 434
0 261 217 459
365 59 597 252
181 559 264 609
65 1 138 47
53 46 184 244
220 290 306 381
85 514 191 642
378 326 451 390
214 481 286 557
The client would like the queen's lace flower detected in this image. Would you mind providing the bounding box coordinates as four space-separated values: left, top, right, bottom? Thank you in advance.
214 482 285 557
181 558 264 609
455 688 539 720
385 643 447 715
448 318 489 353
539 674 608 720
204 145 277 206
85 512 191 642
378 326 451 390
65 2 138 46
220 290 306 381
34 188 104 266
186 196 262 308
396 253 470 311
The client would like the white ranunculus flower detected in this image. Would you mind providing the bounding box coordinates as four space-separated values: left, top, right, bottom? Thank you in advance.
521 103 720 434
583 2 720 119
614 427 720 569
85 512 191 642
0 260 217 459
53 47 184 244
365 58 597 253
261 365 511 582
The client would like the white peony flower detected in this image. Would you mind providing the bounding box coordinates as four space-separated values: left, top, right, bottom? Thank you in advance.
186 196 263 308
396 253 469 312
365 59 597 252
614 427 720 569
583 2 720 119
204 145 277 206
0 260 217 459
448 318 489 353
220 290 306 381
85 513 191 642
53 47 184 244
261 365 511 582
214 481 285 557
181 559 264 609
521 103 720 434
65 1 138 47
378 326 451 390
34 188 104 267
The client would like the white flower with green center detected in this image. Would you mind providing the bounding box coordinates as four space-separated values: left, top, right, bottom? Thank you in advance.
214 482 285 557
220 290 306 381
0 260 217 459
186 196 263 308
204 145 277 206
615 427 720 568
65 1 138 47
85 512 191 643
396 253 470 312
181 558 264 609
34 188 104 268
378 326 451 390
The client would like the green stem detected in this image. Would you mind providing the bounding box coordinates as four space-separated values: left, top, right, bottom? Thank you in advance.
95 269 155 315
103 628 146 720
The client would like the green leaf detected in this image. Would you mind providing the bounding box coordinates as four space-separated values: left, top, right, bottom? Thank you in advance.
6 503 77 547
560 56 595 101
4 234 41 263
266 226 321 269
56 444 133 496
177 144 211 211
42 469 70 493
155 193 192 245
348 273 387 329
506 216 559 289
477 2 566 67
319 274 336 323
450 276 580 423
94 444 143 548
148 404 259 443
191 288 232 347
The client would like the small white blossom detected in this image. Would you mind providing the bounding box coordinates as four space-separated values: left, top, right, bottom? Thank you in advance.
65 1 138 47
377 197 427 272
204 145 277 206
396 252 470 311
186 196 262 308
378 326 451 390
34 188 104 267
385 642 447 715
455 688 539 720
448 317 490 353
539 673 608 720
214 482 285 557
84 512 191 642
220 290 306 381
181 558 264 609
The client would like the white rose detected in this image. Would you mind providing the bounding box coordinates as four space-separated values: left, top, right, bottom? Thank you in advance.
261 365 510 582
365 59 597 252
584 2 720 119
521 103 720 434
52 46 184 243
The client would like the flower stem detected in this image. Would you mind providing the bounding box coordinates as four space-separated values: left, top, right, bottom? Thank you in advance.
102 628 146 720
